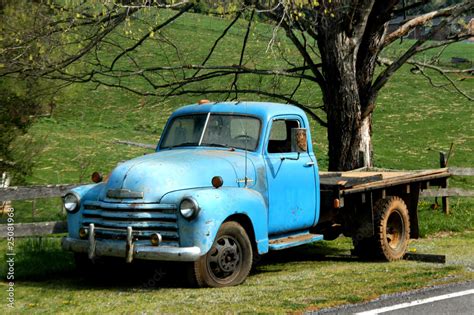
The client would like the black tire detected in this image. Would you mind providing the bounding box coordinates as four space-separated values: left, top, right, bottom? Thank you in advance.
190 221 253 287
374 196 410 261
353 196 410 261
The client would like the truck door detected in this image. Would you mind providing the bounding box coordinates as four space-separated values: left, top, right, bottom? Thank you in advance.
264 117 317 235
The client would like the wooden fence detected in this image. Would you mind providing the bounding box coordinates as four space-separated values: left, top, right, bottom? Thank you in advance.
420 167 474 197
0 184 81 202
0 167 472 238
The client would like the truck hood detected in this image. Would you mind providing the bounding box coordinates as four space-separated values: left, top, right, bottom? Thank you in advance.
100 149 256 202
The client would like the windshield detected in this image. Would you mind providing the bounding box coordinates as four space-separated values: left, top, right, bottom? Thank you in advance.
160 114 261 151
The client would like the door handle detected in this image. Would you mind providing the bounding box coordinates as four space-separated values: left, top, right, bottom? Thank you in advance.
304 161 315 167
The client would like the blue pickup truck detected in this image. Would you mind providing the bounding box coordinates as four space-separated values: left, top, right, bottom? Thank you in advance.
62 101 449 287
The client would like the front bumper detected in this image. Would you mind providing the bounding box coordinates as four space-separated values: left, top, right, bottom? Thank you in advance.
62 224 201 262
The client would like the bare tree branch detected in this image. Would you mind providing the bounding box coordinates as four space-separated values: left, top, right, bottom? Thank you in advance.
229 9 255 99
384 2 472 47
415 34 473 54
192 11 243 78
109 2 194 70
410 63 473 101
87 75 328 127
393 0 430 16
378 57 473 101
368 0 474 117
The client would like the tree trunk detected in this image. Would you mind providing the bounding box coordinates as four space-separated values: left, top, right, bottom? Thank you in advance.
318 34 373 171
322 75 374 171
359 115 373 168
324 88 368 171
316 1 378 171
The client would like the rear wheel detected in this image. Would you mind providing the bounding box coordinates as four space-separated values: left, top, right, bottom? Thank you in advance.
374 196 410 261
353 196 410 261
189 221 253 287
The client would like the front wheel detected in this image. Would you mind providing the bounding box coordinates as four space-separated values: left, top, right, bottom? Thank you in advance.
189 221 253 287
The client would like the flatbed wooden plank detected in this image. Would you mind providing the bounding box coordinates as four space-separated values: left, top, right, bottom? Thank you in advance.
319 168 449 193
343 169 449 194
319 174 384 188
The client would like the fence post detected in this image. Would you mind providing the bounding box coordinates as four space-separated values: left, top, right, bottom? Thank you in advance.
1 172 11 215
439 152 449 214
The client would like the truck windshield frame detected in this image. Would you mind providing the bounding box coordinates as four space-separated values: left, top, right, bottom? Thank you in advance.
159 113 262 152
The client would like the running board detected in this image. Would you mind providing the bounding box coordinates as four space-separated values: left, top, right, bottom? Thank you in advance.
268 233 323 251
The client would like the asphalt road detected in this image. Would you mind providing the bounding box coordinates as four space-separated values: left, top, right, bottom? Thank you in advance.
313 281 474 315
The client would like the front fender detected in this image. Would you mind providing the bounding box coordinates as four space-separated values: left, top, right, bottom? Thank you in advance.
160 187 269 256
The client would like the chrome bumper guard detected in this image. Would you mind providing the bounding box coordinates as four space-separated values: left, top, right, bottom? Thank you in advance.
62 224 201 262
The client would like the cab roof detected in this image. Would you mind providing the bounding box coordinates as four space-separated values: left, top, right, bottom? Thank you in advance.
170 101 307 123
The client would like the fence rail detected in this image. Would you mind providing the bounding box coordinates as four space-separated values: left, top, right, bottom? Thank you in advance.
420 188 474 197
0 184 81 202
1 221 67 238
448 167 474 176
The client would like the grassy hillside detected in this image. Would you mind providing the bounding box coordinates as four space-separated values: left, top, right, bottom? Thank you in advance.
6 11 474 224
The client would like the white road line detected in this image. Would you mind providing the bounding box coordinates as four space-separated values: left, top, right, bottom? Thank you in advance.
354 289 474 315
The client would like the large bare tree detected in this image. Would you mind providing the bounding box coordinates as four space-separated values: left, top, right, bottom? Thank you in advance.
1 0 472 171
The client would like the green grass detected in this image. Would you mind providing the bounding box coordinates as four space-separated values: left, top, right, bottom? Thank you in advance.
1 231 472 313
418 199 474 237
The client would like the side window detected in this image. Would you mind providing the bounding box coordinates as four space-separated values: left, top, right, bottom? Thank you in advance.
267 119 299 153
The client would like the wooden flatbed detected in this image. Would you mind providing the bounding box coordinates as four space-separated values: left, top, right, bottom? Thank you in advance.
315 168 450 254
319 168 450 195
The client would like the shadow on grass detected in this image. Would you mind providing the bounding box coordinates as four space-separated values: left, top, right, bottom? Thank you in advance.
250 241 359 276
1 237 364 291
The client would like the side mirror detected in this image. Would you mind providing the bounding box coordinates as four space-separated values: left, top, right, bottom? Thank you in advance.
291 128 308 153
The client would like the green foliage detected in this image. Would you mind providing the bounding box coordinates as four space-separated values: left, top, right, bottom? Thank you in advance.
0 86 43 184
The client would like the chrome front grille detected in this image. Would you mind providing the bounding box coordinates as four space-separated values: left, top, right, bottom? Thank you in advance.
82 201 179 246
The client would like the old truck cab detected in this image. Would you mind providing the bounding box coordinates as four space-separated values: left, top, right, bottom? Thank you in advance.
62 101 323 287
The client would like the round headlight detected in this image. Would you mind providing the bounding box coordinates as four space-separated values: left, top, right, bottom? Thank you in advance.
63 193 80 213
179 198 200 220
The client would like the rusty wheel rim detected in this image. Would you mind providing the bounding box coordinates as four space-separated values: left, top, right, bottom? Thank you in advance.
206 235 242 283
386 210 404 250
